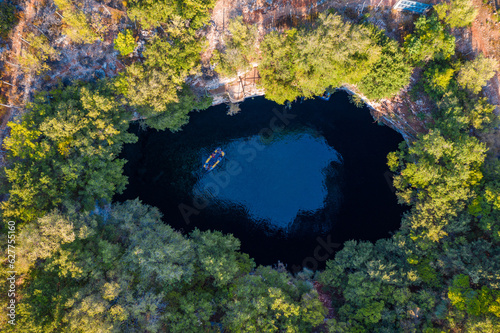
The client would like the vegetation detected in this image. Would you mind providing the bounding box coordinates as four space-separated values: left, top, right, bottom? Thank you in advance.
457 54 498 94
359 33 412 99
258 13 411 104
212 16 258 77
127 0 216 31
0 1 17 38
435 0 478 28
4 199 325 332
316 8 500 331
1 2 500 332
114 29 136 56
16 32 59 74
115 34 212 131
53 0 97 44
1 80 136 224
404 14 456 64
115 0 216 131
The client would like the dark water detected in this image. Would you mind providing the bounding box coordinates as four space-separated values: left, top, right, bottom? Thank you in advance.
116 92 407 271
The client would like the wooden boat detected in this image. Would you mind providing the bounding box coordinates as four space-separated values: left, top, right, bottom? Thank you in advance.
203 148 225 171
318 91 331 101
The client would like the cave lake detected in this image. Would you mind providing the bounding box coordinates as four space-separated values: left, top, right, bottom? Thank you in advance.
116 91 408 271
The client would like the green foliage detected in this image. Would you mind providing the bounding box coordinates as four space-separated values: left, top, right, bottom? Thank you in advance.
114 29 136 56
117 20 213 131
318 238 421 331
435 0 478 28
212 16 258 77
16 32 59 74
259 29 302 104
142 87 212 131
404 14 456 64
348 94 364 108
390 130 487 244
53 0 97 44
457 54 498 94
9 200 324 332
260 13 382 104
434 92 496 137
422 61 456 100
3 2 500 332
471 180 500 241
223 266 326 332
0 1 17 38
127 0 216 30
448 274 500 317
359 35 413 100
1 81 136 223
394 130 486 202
116 36 211 131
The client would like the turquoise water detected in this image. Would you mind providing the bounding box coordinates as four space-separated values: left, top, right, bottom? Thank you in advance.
117 92 406 268
193 132 343 230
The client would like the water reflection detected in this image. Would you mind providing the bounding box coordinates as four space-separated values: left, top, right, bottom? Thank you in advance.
193 132 343 231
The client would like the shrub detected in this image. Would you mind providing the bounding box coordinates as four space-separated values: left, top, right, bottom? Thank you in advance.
457 54 498 94
0 1 17 37
114 29 136 56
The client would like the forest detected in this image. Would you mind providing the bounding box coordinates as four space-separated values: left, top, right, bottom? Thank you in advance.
1 0 500 331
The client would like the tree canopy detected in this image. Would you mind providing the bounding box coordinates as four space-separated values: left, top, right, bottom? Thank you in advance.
435 0 478 28
1 4 500 332
8 200 326 332
259 13 410 104
457 54 498 94
1 81 137 223
211 16 258 77
404 14 456 64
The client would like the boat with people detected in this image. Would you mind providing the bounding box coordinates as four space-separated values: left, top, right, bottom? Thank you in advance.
203 147 225 171
319 91 331 101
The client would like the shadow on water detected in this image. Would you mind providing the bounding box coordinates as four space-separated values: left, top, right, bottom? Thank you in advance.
116 91 408 271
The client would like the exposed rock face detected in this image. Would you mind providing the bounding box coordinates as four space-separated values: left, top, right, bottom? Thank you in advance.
195 0 499 145
193 0 431 139
1 0 499 145
193 0 340 106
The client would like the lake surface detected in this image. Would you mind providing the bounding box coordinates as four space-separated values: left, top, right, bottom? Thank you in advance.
116 92 407 271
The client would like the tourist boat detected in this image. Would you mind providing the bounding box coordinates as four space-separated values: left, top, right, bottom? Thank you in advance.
319 91 331 101
203 148 225 171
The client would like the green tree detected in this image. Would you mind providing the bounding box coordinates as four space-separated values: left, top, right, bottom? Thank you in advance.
448 274 500 317
222 266 326 332
7 200 324 332
114 29 136 56
0 1 17 37
127 0 216 31
389 130 487 245
2 81 136 223
259 13 382 104
116 31 212 131
212 16 258 77
259 29 302 104
16 32 59 74
435 0 478 28
15 210 76 274
404 14 455 64
53 0 97 44
318 238 425 332
422 61 456 101
434 92 496 136
457 54 498 94
359 36 413 100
